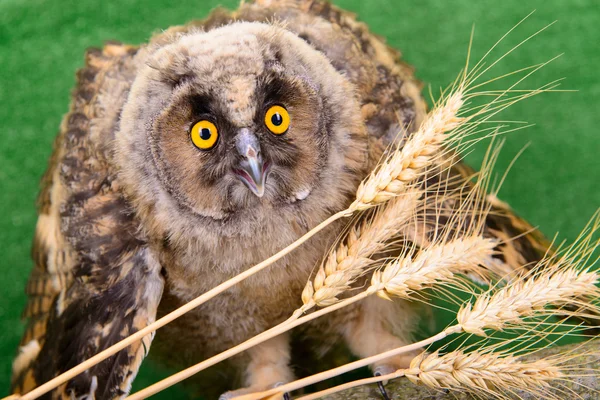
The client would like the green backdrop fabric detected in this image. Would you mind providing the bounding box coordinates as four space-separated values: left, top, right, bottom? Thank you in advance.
1 0 598 397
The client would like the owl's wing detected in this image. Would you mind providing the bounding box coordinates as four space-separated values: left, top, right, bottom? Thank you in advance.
12 43 165 399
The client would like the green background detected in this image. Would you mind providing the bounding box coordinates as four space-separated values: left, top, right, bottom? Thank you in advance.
1 0 598 398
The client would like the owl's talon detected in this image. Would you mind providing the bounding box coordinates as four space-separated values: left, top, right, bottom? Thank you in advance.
273 381 291 400
374 371 392 400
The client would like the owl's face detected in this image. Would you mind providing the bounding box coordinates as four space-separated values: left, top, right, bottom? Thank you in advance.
117 22 366 231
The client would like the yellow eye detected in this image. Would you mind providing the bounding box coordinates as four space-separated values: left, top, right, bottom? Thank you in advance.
264 105 290 135
190 120 219 150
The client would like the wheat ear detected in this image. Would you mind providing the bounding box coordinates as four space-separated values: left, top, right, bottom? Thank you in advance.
302 189 421 309
372 236 497 300
297 349 563 400
350 92 464 211
458 268 600 336
459 210 600 335
405 350 562 393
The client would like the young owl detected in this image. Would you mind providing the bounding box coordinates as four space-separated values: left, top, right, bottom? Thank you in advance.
11 0 551 399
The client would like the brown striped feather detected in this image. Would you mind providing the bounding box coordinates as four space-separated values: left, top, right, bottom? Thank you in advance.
12 43 165 399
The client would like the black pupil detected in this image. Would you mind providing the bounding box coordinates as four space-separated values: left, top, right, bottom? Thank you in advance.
200 127 212 140
271 112 283 126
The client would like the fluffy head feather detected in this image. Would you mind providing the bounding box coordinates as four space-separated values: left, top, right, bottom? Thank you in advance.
116 22 367 241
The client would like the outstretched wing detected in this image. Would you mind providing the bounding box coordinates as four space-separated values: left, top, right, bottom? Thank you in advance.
11 43 165 399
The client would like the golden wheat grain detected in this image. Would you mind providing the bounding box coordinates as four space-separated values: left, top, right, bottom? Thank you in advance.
302 190 421 308
372 236 497 300
404 350 561 393
350 92 464 211
457 268 600 336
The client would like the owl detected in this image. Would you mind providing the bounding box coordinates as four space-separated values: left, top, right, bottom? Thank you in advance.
10 0 551 399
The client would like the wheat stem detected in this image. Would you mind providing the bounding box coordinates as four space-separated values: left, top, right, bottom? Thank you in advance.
294 373 405 400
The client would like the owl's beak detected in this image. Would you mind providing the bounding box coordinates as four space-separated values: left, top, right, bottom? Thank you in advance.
234 129 269 198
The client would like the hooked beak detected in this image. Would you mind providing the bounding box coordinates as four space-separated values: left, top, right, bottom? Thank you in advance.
234 128 270 197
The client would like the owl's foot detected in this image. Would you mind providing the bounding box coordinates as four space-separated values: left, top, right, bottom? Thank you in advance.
374 371 391 400
218 382 290 400
373 353 415 375
220 334 294 400
371 354 419 400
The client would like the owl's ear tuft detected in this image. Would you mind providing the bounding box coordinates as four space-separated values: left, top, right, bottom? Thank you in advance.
147 47 193 88
160 69 194 88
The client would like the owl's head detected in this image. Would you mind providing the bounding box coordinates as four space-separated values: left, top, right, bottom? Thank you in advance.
116 22 366 236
